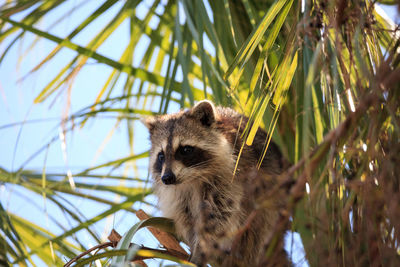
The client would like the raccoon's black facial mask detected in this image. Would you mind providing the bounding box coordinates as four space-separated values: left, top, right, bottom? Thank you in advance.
175 145 211 167
154 145 212 185
178 145 194 156
154 151 164 173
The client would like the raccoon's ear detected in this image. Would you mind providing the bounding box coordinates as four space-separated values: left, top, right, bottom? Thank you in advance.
141 116 157 134
190 100 216 127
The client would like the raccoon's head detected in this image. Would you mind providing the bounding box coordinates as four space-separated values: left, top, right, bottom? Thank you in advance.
143 100 234 186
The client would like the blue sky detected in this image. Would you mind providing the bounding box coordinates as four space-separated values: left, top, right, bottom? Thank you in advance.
0 1 398 266
0 1 161 265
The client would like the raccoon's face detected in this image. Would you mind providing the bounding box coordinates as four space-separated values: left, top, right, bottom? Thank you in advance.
143 101 233 186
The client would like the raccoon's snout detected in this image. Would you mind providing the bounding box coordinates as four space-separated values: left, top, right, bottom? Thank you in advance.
161 170 176 185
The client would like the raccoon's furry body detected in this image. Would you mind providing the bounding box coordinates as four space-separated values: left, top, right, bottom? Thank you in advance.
144 100 289 266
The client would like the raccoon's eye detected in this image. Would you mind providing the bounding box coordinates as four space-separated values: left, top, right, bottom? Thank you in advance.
158 151 165 163
180 145 194 156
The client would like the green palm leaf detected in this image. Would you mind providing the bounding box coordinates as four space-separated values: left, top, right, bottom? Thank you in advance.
0 0 399 266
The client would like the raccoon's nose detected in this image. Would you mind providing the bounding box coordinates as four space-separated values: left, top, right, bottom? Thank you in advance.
161 171 176 185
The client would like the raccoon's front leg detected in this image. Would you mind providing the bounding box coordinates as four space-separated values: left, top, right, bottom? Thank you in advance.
197 194 237 264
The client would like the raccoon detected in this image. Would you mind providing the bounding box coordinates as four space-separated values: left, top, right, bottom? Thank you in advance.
143 100 289 266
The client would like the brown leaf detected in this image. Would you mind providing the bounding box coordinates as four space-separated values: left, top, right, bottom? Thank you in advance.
136 209 189 259
108 229 122 247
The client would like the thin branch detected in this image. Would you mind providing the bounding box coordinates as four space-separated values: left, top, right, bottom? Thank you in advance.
63 242 113 267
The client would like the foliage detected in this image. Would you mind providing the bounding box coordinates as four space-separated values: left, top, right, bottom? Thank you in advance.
0 0 399 266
